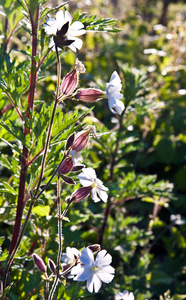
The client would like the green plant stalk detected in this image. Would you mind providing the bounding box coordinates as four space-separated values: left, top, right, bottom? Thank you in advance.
48 176 62 300
34 46 61 198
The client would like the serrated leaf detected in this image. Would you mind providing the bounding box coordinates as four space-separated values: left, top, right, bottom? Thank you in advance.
1 181 17 195
0 138 23 157
1 121 25 146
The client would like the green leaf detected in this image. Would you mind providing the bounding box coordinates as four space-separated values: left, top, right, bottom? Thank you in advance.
32 205 50 216
0 181 17 195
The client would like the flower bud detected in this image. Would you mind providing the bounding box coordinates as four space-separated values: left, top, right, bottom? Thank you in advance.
74 88 105 102
71 186 92 203
88 244 101 253
48 258 56 275
58 157 73 175
72 130 90 152
61 59 86 96
61 68 78 96
33 253 46 273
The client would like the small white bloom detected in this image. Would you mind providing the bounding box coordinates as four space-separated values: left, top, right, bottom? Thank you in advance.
115 290 135 300
70 150 83 164
71 247 115 293
78 167 108 203
43 10 86 52
106 71 124 115
62 247 80 265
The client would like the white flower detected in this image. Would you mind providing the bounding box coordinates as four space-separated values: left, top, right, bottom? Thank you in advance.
62 247 80 266
70 150 83 165
77 167 108 203
71 247 115 293
106 71 124 115
43 10 86 52
115 290 135 300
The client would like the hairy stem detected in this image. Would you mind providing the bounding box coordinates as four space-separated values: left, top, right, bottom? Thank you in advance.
48 176 62 300
34 47 61 197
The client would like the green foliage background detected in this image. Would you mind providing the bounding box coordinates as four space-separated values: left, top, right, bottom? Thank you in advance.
0 0 186 299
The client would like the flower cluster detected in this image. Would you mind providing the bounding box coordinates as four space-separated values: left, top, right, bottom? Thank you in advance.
62 246 115 293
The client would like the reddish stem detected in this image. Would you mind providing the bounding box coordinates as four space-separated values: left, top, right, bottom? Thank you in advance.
9 5 39 255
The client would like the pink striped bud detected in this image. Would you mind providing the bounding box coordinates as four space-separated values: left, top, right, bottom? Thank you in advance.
58 157 73 175
72 130 90 152
61 68 78 96
71 186 92 203
61 59 85 96
74 88 105 102
33 253 46 273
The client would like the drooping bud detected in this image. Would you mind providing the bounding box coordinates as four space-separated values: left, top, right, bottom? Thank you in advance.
88 244 101 253
58 157 74 175
70 186 92 203
74 88 105 102
65 132 75 150
71 130 90 152
33 253 46 273
48 258 56 275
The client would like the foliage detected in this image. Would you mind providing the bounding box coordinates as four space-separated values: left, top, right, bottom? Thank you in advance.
0 0 186 299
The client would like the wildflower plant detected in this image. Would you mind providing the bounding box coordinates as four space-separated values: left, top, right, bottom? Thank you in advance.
0 0 120 299
0 0 176 299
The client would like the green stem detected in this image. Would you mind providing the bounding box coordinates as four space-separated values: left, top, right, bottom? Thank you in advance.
48 176 62 300
34 47 61 198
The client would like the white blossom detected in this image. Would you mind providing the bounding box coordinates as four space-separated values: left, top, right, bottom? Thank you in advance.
61 247 80 266
71 247 115 293
43 10 86 52
106 71 124 115
77 167 108 203
115 290 135 300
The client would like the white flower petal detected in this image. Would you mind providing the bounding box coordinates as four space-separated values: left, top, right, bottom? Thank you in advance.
49 37 55 49
69 21 86 35
64 10 73 23
72 266 90 281
91 188 101 202
106 71 124 114
80 247 94 266
97 270 115 283
86 274 94 293
108 97 124 115
96 250 111 266
68 36 83 50
97 188 108 203
87 273 102 293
